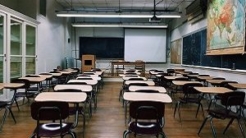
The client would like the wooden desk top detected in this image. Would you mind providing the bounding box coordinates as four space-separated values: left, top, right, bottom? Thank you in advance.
123 92 172 103
228 83 246 89
164 76 188 80
54 84 93 92
128 86 166 93
58 71 72 75
38 75 53 79
35 92 87 103
172 81 201 86
206 79 225 85
119 74 139 77
196 76 214 81
67 79 98 85
76 76 101 81
124 80 155 86
149 71 164 75
19 77 46 83
122 76 147 81
194 87 232 94
83 71 103 75
0 83 25 89
49 72 62 77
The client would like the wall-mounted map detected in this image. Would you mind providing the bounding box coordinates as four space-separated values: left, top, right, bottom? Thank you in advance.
207 0 245 55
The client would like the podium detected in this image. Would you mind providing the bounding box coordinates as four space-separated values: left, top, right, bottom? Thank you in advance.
81 55 96 72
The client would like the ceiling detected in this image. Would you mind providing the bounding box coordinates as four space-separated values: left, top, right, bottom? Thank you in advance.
56 0 194 12
55 0 195 25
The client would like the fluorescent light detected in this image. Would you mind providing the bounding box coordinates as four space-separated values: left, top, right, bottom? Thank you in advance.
72 23 168 28
56 11 181 18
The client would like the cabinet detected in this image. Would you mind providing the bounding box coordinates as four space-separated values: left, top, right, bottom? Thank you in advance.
81 55 96 72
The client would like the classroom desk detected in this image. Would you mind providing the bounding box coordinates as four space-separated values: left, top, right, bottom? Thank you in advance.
35 92 87 129
228 83 246 89
196 76 214 81
54 84 93 92
122 76 147 81
83 71 103 76
194 87 233 109
124 80 155 86
193 87 233 94
206 79 235 87
172 81 201 86
77 76 101 81
164 76 188 80
19 76 46 83
123 92 172 103
67 79 98 85
49 72 62 77
149 70 164 75
128 86 166 93
111 61 145 76
0 82 25 126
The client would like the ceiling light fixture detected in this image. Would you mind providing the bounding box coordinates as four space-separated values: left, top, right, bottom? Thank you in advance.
72 23 168 28
56 11 181 18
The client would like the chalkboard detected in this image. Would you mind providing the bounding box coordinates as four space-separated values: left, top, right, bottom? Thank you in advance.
182 29 246 70
79 37 124 59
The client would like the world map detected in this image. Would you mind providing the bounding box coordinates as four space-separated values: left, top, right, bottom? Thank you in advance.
207 0 245 54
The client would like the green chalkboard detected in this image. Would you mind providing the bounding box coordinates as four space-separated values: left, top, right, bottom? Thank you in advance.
182 29 246 70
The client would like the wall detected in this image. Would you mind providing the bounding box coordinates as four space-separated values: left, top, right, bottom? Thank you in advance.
36 0 69 72
73 27 169 72
170 18 246 83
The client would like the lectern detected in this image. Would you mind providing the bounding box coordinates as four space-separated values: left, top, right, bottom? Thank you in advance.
81 55 96 72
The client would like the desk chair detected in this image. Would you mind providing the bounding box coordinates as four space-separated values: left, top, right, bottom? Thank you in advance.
39 73 53 91
0 90 17 131
123 101 166 138
30 101 76 138
11 79 38 111
54 89 86 133
174 83 204 122
198 91 245 138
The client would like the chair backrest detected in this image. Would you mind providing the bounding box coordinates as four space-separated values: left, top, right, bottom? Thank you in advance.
135 89 159 93
219 81 238 90
129 101 164 120
167 69 175 74
26 75 40 77
212 77 226 80
67 82 87 85
91 68 101 71
77 78 93 80
174 77 189 81
128 83 148 87
220 91 245 107
183 83 203 95
125 72 137 75
11 78 30 89
128 78 144 81
55 89 82 92
31 101 69 120
126 69 136 73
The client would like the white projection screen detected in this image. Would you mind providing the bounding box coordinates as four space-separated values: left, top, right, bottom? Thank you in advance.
124 29 167 62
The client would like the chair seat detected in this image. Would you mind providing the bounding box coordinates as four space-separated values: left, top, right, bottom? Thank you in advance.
179 97 201 103
0 102 9 107
129 122 162 134
208 108 240 119
15 92 36 98
34 122 74 137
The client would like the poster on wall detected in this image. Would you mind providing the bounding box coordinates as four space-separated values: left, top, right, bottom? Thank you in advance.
171 39 182 64
206 0 245 55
